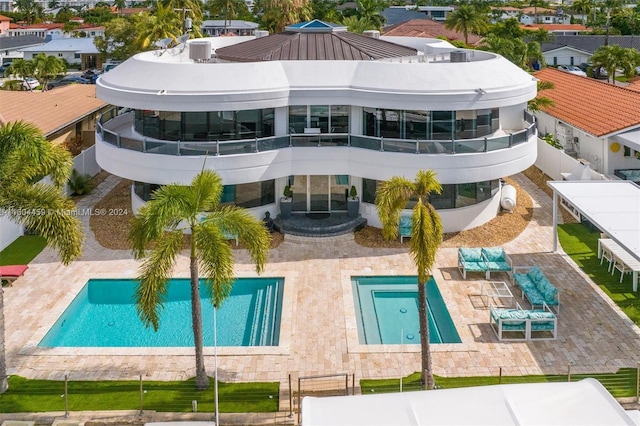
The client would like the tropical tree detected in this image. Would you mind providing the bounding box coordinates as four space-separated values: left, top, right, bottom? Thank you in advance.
445 4 489 45
310 0 342 23
0 121 84 393
590 44 638 84
129 170 270 390
481 34 544 71
354 0 386 31
113 0 126 11
32 53 66 91
571 0 593 24
527 80 555 113
135 5 184 50
14 0 45 24
6 58 35 80
95 17 141 61
253 0 312 33
206 0 253 32
375 170 443 390
341 15 373 34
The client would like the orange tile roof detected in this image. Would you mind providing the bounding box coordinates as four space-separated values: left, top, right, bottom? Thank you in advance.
0 14 11 21
383 19 482 45
521 24 590 31
0 85 108 136
533 68 640 136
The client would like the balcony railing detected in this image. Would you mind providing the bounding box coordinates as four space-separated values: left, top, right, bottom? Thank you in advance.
97 108 536 156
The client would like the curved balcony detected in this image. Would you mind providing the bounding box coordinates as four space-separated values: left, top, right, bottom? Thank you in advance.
97 109 536 157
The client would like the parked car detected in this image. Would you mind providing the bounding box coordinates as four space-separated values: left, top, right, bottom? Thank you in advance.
591 66 608 79
46 75 91 90
81 68 103 83
0 63 12 77
21 77 40 90
557 65 587 77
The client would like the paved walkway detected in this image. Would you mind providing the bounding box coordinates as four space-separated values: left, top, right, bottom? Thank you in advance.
5 173 640 391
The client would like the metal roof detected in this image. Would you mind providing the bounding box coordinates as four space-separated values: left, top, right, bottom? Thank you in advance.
215 30 417 62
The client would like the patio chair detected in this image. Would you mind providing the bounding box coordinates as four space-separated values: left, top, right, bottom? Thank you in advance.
0 265 28 286
399 216 412 243
481 247 513 279
457 248 487 279
611 254 628 283
600 245 615 272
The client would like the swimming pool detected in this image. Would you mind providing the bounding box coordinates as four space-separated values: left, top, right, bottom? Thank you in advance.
352 276 461 344
38 278 283 347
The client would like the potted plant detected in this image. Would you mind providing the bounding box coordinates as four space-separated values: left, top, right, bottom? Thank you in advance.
347 185 359 218
280 185 293 219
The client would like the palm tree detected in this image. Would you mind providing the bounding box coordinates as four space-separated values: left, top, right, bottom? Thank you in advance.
354 0 386 31
445 4 489 45
32 53 66 91
253 0 311 33
528 80 555 113
135 5 184 50
0 121 84 393
375 170 443 390
571 0 592 24
591 44 637 84
341 16 374 34
7 59 35 81
129 170 270 390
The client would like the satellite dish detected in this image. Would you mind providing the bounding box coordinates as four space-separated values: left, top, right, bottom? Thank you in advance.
154 37 173 55
175 33 190 53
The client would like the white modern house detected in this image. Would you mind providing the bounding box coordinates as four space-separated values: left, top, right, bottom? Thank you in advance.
94 20 538 234
21 37 100 69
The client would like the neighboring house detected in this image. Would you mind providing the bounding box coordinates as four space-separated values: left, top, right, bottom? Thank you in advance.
383 19 483 46
0 34 45 65
21 37 101 70
201 20 259 37
541 35 640 67
73 25 105 38
95 20 538 233
416 6 454 22
8 23 64 38
0 84 111 251
382 6 431 27
533 68 640 178
520 24 590 35
0 13 10 35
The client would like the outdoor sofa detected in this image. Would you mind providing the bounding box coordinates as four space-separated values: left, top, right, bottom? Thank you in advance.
489 302 557 341
512 266 560 313
458 247 513 279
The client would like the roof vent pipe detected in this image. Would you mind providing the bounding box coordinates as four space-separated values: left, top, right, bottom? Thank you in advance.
255 30 269 38
449 50 468 62
363 30 380 39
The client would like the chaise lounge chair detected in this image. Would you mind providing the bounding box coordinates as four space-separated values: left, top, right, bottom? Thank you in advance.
0 265 29 286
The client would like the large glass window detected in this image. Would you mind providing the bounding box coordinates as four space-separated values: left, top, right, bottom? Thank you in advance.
134 109 275 141
362 108 501 140
289 105 350 134
361 179 499 209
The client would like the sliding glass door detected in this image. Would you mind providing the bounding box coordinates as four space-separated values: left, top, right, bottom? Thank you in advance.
288 175 349 213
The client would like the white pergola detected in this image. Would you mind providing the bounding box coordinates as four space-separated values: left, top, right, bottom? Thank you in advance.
548 180 640 290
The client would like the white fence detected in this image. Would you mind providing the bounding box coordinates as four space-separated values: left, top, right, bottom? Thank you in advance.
535 137 606 181
0 147 101 251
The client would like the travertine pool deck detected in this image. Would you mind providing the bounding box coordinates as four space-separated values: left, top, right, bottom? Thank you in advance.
4 173 640 389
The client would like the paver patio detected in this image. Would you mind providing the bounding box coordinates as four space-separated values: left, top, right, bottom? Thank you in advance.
4 172 640 389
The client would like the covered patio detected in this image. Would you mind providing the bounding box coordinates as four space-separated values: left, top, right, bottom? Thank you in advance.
548 180 640 290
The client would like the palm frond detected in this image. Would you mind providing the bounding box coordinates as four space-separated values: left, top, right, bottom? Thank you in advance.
409 201 443 284
194 224 235 307
375 176 414 241
128 185 193 258
2 183 83 264
135 230 183 330
191 169 223 212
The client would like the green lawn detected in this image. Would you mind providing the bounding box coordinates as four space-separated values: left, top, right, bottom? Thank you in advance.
558 223 640 325
362 368 637 398
0 235 47 266
0 376 279 413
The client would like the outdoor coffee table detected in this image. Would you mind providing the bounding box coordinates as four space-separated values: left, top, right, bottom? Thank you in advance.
481 281 514 307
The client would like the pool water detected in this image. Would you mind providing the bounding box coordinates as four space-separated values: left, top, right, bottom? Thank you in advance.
38 278 283 347
353 276 461 344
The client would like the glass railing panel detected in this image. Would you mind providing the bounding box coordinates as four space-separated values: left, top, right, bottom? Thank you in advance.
382 139 417 153
103 130 118 146
350 135 380 150
145 141 180 155
418 140 454 154
218 140 255 156
512 129 527 145
290 135 321 147
486 135 510 151
454 139 485 153
258 136 289 151
180 141 218 156
319 134 349 146
119 137 144 152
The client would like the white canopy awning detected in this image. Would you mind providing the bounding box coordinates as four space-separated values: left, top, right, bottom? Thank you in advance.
615 128 640 153
301 379 635 425
548 180 640 263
